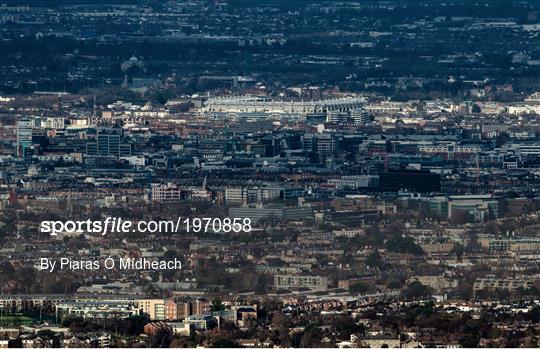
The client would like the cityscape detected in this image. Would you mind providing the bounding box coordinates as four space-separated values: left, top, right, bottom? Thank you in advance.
0 0 540 347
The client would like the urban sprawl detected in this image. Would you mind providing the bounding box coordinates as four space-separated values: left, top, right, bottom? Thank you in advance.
0 0 539 348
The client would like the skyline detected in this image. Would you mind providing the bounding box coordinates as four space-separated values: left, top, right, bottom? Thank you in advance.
0 1 539 348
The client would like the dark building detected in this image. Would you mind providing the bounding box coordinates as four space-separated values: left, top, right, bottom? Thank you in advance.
379 170 441 193
86 127 132 158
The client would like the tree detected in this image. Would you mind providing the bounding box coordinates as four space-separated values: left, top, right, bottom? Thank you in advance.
222 320 237 333
271 312 290 346
211 298 225 312
349 281 373 293
170 336 190 348
255 274 269 294
451 244 465 259
211 338 241 348
121 315 149 336
143 283 164 298
366 249 384 268
386 235 424 255
401 281 433 300
459 333 480 348
331 316 364 340
151 326 173 348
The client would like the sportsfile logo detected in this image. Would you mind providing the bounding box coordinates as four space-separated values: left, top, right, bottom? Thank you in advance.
40 217 139 236
40 217 252 236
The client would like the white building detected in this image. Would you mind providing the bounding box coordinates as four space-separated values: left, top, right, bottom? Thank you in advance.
151 183 183 203
328 175 379 190
274 274 329 291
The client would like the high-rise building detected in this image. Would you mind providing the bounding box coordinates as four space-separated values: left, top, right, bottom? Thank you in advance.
379 170 441 193
302 133 336 156
137 299 166 320
326 111 349 123
16 118 33 157
86 128 132 157
350 109 370 124
225 187 282 205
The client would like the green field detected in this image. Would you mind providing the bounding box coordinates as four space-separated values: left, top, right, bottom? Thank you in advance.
0 314 34 326
0 312 56 326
